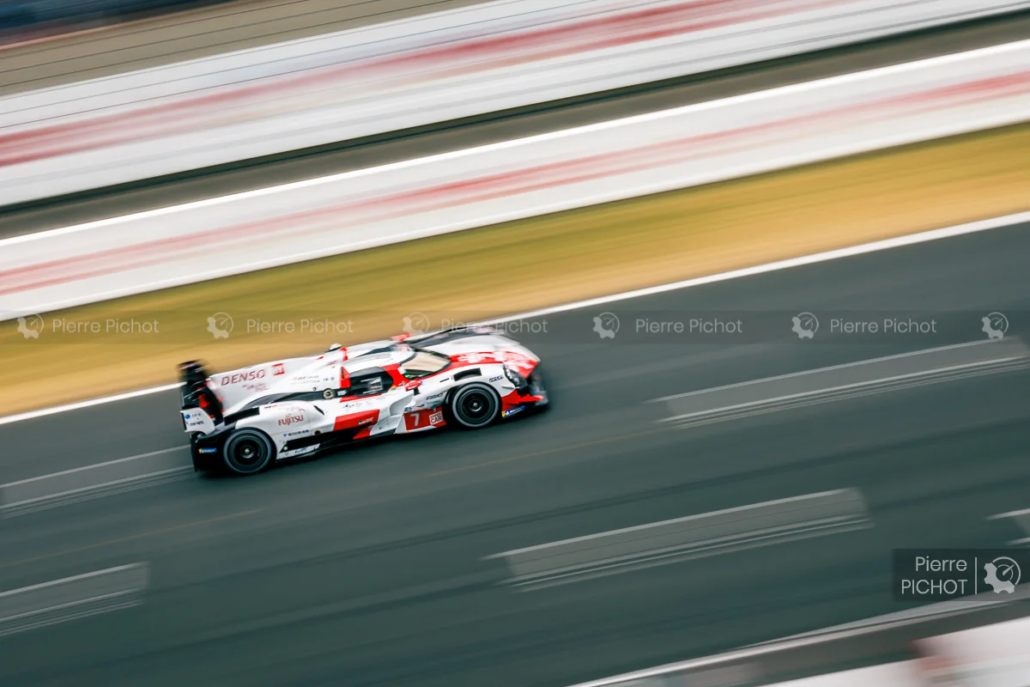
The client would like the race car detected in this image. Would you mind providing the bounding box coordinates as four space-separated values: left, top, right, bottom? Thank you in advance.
178 325 548 475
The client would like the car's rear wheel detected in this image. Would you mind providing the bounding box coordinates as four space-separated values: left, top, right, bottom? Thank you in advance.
223 428 276 475
446 383 501 429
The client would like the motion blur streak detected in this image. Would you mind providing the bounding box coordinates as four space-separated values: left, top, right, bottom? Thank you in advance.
0 563 149 638
0 209 1025 425
4 40 1029 316
490 489 871 591
0 0 231 47
0 447 190 517
568 605 1030 687
2 3 1029 686
1 219 1029 685
5 0 1025 201
656 339 1030 428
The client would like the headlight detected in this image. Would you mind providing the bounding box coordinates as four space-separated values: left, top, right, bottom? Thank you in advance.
503 364 528 390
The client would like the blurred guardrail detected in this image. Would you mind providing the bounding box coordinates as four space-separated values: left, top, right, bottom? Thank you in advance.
1 39 1028 318
567 587 1030 687
2 0 1028 206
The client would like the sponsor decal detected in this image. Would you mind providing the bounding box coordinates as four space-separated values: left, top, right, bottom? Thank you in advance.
425 392 444 401
198 447 218 454
272 362 285 376
265 403 305 413
278 414 305 426
293 374 324 384
488 375 503 382
455 352 498 364
429 411 444 426
333 409 379 432
405 410 431 431
183 415 210 429
286 430 310 437
219 369 266 385
501 407 525 418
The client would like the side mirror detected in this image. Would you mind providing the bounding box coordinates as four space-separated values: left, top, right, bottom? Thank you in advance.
326 343 342 352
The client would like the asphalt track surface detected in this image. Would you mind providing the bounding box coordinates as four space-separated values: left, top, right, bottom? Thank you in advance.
4 10 1030 235
2 220 1029 686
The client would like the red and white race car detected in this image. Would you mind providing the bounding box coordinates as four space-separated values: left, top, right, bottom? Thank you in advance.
179 326 548 474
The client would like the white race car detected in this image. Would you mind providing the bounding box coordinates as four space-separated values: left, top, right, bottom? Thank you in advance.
179 326 548 474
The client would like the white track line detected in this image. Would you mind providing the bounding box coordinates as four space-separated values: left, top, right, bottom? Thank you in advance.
649 339 1009 404
1 210 1028 427
0 446 186 486
0 446 192 516
988 508 1030 520
489 489 870 591
487 489 855 559
658 358 1025 424
0 563 147 598
0 563 150 637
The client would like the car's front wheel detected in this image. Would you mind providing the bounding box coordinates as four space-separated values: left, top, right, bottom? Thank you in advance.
446 383 501 429
223 428 276 475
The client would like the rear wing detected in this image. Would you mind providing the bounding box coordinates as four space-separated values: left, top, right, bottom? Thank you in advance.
178 360 223 426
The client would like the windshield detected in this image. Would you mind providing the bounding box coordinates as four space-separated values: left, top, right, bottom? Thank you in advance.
399 349 451 379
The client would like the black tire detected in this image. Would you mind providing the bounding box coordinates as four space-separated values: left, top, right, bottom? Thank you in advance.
446 383 501 429
223 428 276 475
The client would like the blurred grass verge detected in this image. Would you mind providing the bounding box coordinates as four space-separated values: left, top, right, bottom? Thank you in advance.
2 123 1028 417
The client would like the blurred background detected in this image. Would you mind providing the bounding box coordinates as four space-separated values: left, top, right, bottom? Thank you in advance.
1 1 1029 685
0 0 232 45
